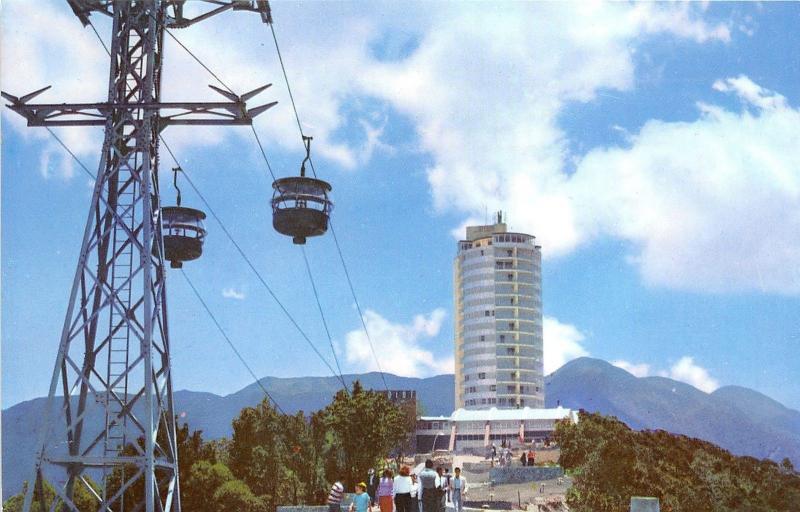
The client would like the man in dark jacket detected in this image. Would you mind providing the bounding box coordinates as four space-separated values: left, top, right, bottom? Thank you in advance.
366 468 378 505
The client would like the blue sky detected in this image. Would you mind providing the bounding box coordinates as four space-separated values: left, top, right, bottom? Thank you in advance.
2 1 799 410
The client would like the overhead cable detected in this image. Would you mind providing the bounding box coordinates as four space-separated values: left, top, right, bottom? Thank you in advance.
159 136 350 392
181 269 286 414
267 16 390 391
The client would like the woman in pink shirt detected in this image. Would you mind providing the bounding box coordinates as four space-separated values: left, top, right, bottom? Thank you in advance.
377 469 395 512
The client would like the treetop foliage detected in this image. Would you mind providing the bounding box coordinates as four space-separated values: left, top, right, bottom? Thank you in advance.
554 411 800 512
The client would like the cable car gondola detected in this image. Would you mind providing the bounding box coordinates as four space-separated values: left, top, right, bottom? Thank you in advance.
157 167 207 268
271 136 333 244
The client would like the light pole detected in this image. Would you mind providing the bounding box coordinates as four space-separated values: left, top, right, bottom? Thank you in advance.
433 431 444 452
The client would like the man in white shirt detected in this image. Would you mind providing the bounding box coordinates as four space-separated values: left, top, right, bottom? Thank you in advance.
451 468 468 512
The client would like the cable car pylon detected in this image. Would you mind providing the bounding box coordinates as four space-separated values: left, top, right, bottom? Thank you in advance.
2 2 275 511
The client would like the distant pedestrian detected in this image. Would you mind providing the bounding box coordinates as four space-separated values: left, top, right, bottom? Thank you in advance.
443 468 452 503
378 469 394 512
327 477 346 512
351 483 372 512
418 459 441 512
527 449 535 467
410 473 420 512
394 466 413 512
436 467 446 512
451 468 467 512
367 468 378 506
520 451 527 467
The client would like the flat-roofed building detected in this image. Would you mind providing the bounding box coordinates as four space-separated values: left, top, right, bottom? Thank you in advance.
415 407 578 453
455 212 544 410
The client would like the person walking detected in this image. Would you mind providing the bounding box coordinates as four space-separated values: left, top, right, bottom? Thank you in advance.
417 459 441 512
527 448 535 467
350 483 372 512
520 451 527 467
367 468 379 506
451 468 468 512
435 467 446 512
327 476 346 512
377 469 395 512
410 473 420 512
442 468 452 504
393 466 413 512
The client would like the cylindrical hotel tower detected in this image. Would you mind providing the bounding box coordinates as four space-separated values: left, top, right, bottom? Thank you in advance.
454 212 544 410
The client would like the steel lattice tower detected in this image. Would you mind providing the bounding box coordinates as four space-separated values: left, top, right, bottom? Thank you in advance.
3 1 274 511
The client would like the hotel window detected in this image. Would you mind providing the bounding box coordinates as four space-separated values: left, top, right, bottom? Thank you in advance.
506 347 515 355
465 375 469 381
500 335 505 342
490 385 496 391
507 385 515 392
509 322 515 330
478 372 486 379
480 335 485 342
481 399 487 404
499 398 507 404
507 250 513 257
507 274 513 281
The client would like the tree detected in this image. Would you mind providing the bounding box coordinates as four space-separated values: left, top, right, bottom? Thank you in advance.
182 460 237 511
213 479 266 512
229 398 295 510
554 411 800 512
323 381 411 488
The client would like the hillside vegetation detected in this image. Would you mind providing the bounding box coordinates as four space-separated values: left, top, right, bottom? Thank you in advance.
553 412 800 512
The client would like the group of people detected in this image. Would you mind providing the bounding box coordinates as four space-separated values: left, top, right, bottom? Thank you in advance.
488 443 536 467
327 461 468 512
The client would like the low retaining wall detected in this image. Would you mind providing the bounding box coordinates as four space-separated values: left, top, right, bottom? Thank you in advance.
489 466 563 484
278 493 357 512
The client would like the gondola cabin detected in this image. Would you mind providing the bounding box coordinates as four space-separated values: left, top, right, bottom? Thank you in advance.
271 176 332 244
160 206 207 268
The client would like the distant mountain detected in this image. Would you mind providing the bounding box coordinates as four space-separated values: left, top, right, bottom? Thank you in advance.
3 360 799 498
545 358 800 466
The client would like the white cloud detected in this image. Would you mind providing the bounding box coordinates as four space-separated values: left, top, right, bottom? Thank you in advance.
355 2 730 257
8 3 793 297
612 360 652 378
571 80 800 294
543 316 589 374
612 356 720 393
222 287 246 300
712 75 787 110
344 308 453 377
662 356 720 393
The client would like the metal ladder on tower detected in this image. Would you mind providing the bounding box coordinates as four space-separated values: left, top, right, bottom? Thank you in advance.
104 166 137 460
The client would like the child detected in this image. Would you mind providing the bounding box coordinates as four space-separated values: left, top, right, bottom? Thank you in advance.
351 482 372 512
